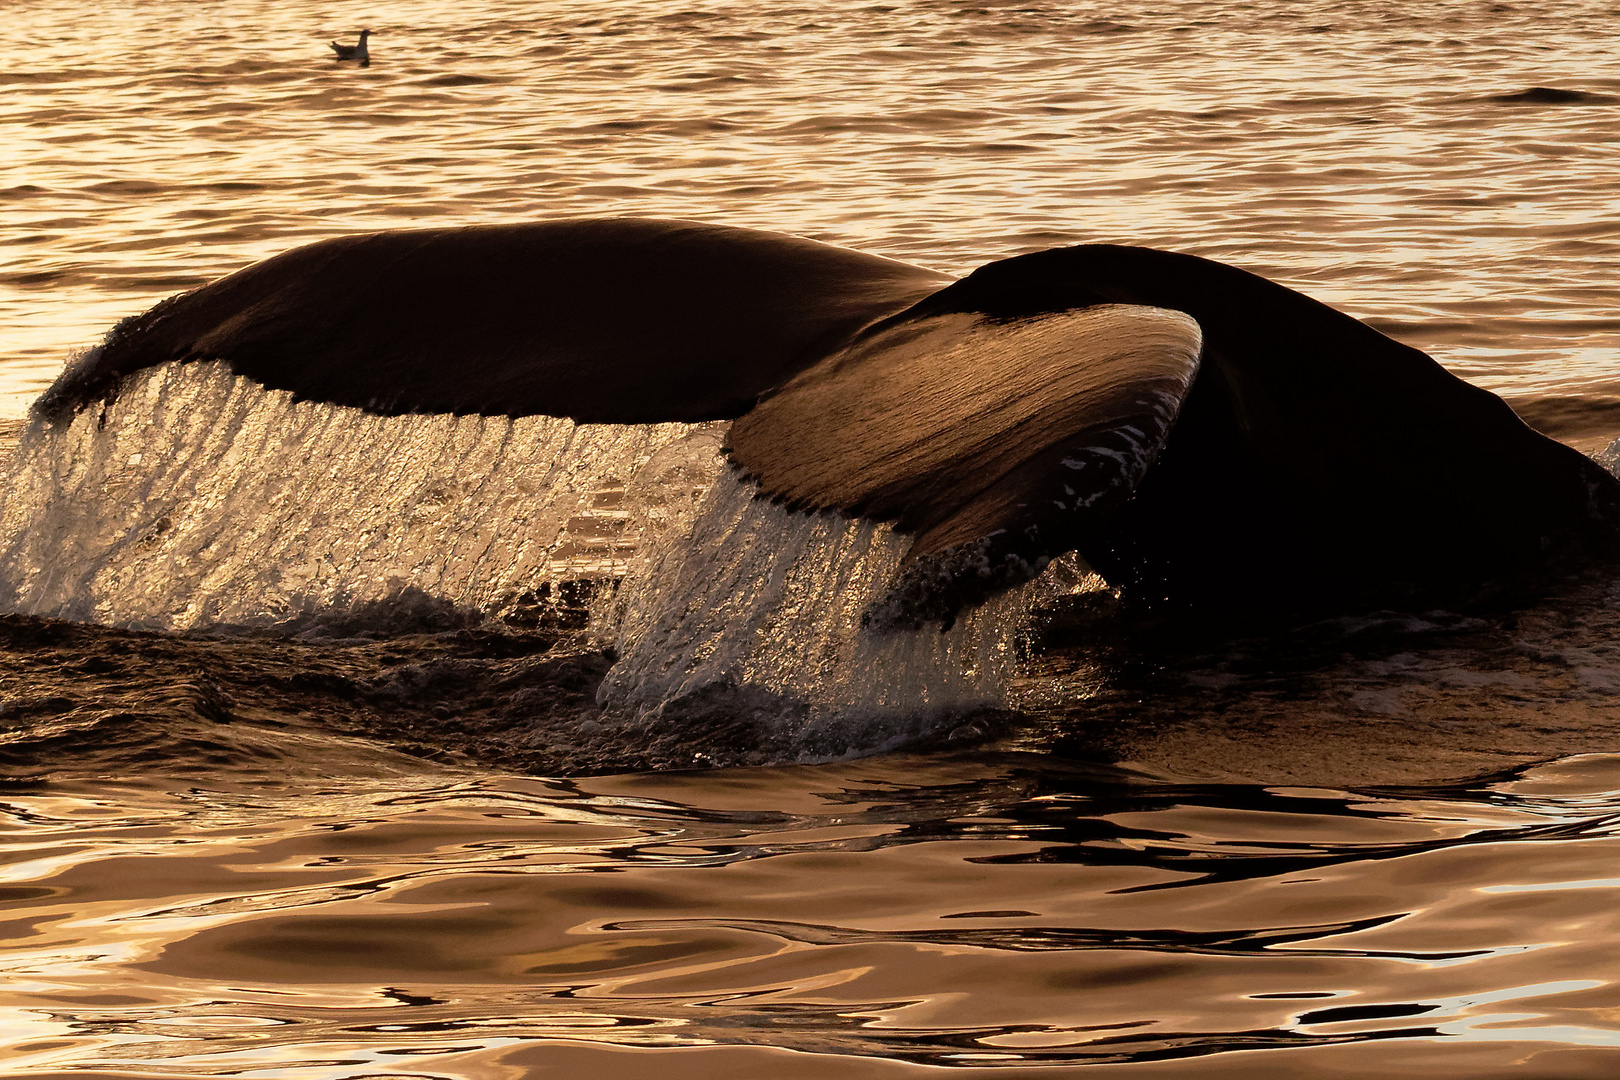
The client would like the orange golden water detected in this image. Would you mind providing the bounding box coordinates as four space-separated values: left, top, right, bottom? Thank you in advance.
4 0 1620 412
10 754 1620 1077
5 0 1620 1076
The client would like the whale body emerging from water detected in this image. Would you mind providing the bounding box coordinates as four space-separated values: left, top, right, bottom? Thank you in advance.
35 218 1620 623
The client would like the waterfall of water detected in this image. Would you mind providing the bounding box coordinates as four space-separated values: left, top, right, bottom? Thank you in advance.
598 477 1027 751
0 363 725 631
0 364 1037 738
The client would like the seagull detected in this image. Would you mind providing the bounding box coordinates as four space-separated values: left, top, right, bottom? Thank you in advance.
330 29 372 67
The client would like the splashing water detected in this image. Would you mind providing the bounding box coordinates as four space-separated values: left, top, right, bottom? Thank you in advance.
0 363 1030 735
600 477 1027 744
0 362 724 630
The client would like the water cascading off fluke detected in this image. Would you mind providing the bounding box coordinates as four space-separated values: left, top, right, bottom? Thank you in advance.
0 361 1034 747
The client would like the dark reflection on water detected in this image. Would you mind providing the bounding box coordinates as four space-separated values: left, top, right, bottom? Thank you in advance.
6 753 1620 1074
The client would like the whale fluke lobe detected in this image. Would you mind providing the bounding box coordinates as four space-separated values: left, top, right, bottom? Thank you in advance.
32 218 1620 623
917 244 1620 611
35 219 951 425
729 304 1203 624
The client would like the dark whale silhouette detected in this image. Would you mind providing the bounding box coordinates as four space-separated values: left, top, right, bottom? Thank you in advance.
35 218 1620 623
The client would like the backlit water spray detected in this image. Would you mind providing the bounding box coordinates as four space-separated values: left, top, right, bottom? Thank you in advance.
0 363 1030 748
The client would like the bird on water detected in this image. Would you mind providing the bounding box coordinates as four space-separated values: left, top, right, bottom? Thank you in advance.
330 29 372 67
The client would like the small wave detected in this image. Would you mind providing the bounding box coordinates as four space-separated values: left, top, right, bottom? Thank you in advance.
1508 395 1620 442
83 179 174 196
0 611 612 776
1482 87 1619 106
1075 19 1138 34
416 73 511 87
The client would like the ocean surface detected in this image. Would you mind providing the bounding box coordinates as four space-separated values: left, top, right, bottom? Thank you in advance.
5 0 1620 1075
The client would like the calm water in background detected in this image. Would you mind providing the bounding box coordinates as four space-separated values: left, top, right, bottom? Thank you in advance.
6 0 1620 1075
6 0 1620 415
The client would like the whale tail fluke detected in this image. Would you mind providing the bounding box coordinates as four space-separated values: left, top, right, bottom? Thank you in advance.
34 219 1620 623
729 303 1203 626
34 219 951 427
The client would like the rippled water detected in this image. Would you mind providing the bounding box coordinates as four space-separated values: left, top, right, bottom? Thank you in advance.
11 754 1620 1077
6 0 1620 1075
6 0 1620 418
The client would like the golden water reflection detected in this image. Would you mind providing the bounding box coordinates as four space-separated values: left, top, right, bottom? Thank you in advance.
5 755 1620 1075
4 0 1620 417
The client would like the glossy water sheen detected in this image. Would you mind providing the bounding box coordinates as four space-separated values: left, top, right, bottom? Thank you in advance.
5 0 1620 1076
8 753 1620 1078
4 0 1620 418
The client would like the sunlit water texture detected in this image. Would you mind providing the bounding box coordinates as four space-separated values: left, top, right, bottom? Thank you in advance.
10 755 1620 1077
4 0 1620 419
5 0 1620 1075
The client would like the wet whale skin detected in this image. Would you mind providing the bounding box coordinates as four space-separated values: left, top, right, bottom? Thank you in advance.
38 218 1620 620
